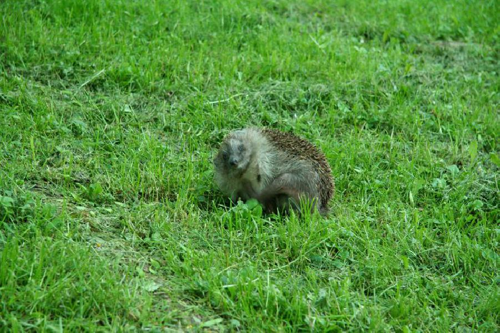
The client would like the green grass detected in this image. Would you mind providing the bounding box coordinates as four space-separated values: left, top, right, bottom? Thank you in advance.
0 0 498 331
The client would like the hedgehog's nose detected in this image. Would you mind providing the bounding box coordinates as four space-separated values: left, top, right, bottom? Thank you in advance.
229 158 238 167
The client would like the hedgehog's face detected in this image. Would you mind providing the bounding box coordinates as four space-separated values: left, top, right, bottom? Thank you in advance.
214 136 251 177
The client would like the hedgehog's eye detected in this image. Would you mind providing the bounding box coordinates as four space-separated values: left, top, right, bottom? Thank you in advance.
222 152 229 160
238 145 245 152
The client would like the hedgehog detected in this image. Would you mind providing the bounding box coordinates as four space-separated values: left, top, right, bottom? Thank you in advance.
213 128 334 215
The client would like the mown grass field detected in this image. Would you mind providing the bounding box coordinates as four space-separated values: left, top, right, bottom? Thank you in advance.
0 0 498 331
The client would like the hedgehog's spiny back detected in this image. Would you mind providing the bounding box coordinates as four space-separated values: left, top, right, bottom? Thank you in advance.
260 128 334 210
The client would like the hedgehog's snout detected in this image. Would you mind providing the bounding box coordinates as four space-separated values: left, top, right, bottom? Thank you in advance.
229 157 239 167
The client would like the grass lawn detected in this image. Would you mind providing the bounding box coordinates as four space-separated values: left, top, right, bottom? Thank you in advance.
1 0 498 331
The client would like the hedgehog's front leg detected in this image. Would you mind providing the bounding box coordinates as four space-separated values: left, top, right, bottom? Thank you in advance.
231 182 255 203
230 192 240 204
